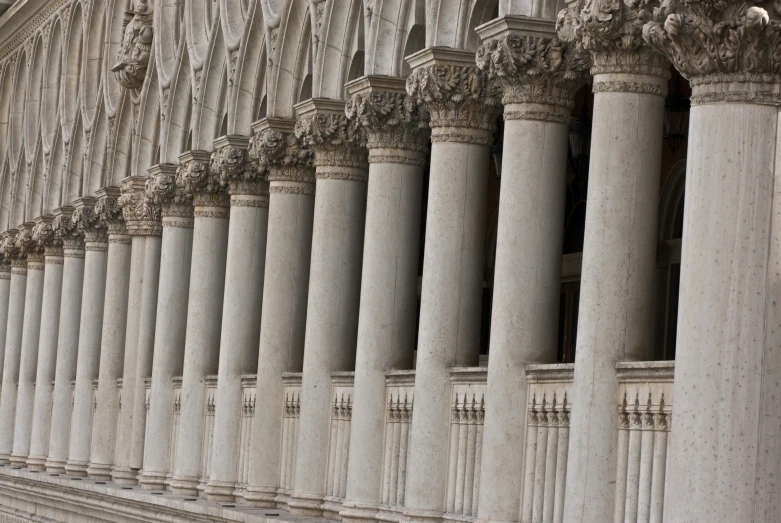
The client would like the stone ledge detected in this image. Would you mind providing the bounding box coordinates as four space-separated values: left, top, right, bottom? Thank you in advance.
0 467 309 523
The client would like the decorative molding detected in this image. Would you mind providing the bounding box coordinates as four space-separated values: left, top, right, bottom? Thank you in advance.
591 80 667 95
269 185 316 196
0 0 66 63
315 169 369 183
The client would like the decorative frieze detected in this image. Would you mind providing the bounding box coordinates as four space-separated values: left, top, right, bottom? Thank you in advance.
476 16 588 118
117 177 162 236
145 163 194 225
643 1 781 105
406 48 501 145
177 150 230 214
72 197 108 247
294 99 369 171
345 76 430 166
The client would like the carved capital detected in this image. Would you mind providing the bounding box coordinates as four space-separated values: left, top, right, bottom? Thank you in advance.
117 177 161 236
32 216 62 258
52 207 83 252
556 0 669 77
643 1 781 105
146 164 194 220
212 136 269 197
72 197 108 246
94 187 127 237
112 0 153 91
15 223 41 266
177 150 229 210
251 119 315 185
477 17 589 116
294 99 369 169
0 232 21 268
346 76 430 166
406 48 501 144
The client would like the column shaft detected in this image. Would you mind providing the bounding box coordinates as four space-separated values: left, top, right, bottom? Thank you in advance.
27 249 64 470
0 266 10 386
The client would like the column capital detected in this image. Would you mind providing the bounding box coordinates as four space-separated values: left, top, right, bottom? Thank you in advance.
52 206 83 255
145 163 194 227
118 176 162 236
94 187 128 241
72 196 108 250
643 1 781 105
557 0 669 84
17 222 43 269
406 47 502 145
213 135 270 205
0 229 24 271
251 118 315 194
294 98 369 174
177 149 230 216
345 75 430 166
477 16 589 122
32 215 63 261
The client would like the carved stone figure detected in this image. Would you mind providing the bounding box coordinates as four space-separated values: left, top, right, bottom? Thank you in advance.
112 0 154 91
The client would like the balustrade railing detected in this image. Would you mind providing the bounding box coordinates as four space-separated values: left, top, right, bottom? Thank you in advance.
199 375 218 496
276 372 302 508
322 372 354 519
521 364 574 523
167 377 182 484
234 374 257 501
378 370 415 521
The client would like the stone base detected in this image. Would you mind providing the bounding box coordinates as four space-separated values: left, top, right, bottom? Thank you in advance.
86 462 114 481
64 460 89 477
44 458 67 475
243 485 278 508
340 500 381 523
138 470 168 490
204 479 237 502
8 453 28 469
0 454 11 466
168 474 200 496
24 455 46 472
404 507 444 523
110 466 138 485
288 492 324 517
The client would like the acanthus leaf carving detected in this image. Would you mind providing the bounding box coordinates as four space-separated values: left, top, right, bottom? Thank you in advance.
145 169 194 221
117 179 162 236
252 129 315 184
213 143 268 197
112 0 153 92
72 203 108 246
52 211 83 252
177 155 230 210
294 112 368 169
94 190 126 237
32 218 62 258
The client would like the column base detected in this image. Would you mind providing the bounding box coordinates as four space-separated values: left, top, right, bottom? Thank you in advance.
322 496 345 520
0 453 11 465
25 455 47 471
289 491 325 517
64 460 89 477
404 508 444 523
340 500 381 523
204 479 237 502
168 474 200 496
44 458 67 475
138 470 168 491
9 453 29 468
243 485 278 508
110 466 139 485
86 462 114 481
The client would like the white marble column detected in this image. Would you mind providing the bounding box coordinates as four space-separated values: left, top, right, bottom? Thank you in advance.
170 150 230 496
340 77 428 523
9 223 45 468
0 261 10 386
557 8 668 521
473 17 585 523
66 195 109 476
402 48 500 523
27 216 66 471
138 164 194 490
45 209 84 474
206 136 269 501
0 230 28 465
288 99 368 517
86 189 131 480
244 119 315 508
645 5 781 520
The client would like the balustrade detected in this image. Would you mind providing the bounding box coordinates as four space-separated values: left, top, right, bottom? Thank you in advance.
378 370 415 521
199 376 218 496
168 377 182 485
276 372 302 508
322 372 354 519
234 375 257 501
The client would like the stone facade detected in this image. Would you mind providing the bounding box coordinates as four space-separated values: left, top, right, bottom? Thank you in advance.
0 0 774 522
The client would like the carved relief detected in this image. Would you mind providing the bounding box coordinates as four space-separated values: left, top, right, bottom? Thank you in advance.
117 181 162 236
15 226 40 267
72 204 108 247
94 191 126 237
32 219 62 258
145 171 194 221
294 112 368 170
52 212 83 252
177 157 229 211
112 0 154 91
212 144 268 197
252 129 315 185
406 64 501 144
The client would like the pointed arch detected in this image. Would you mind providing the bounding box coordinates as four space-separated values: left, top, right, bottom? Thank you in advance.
364 0 425 76
228 0 266 135
25 35 45 165
61 0 84 143
0 58 16 176
267 0 311 118
0 158 11 230
155 0 186 88
311 0 364 99
45 129 65 213
10 154 27 228
81 0 106 128
9 48 29 170
28 141 46 221
42 17 63 153
132 62 161 177
160 46 193 162
64 114 85 202
83 100 109 194
190 26 227 150
425 0 497 50
186 0 221 72
221 0 255 52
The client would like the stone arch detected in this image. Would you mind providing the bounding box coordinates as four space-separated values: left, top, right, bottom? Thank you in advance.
160 48 192 162
64 114 85 202
364 0 425 76
425 0 497 50
61 1 84 143
228 0 266 135
296 21 314 103
45 130 65 213
311 0 364 99
104 0 132 116
83 100 109 194
9 48 29 172
658 159 687 244
24 35 45 166
266 0 311 118
401 24 425 76
0 59 16 178
498 0 564 19
10 155 27 227
190 26 227 150
106 93 134 186
42 18 63 153
81 0 106 129
220 0 255 52
132 58 161 176
0 158 11 230
186 0 220 72
155 0 186 88
28 141 46 220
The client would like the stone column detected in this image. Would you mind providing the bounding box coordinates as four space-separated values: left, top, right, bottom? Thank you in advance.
0 230 28 465
644 4 781 520
401 48 500 523
170 150 230 495
556 5 668 521
27 215 66 470
9 223 45 468
85 188 131 480
138 164 194 490
66 195 109 476
244 119 315 508
472 17 586 523
340 77 429 523
205 136 269 501
288 99 368 517
45 209 84 474
0 259 10 386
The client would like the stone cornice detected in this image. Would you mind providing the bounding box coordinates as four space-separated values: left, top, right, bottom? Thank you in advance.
294 98 369 170
146 163 194 221
0 0 66 63
405 47 501 145
177 150 229 210
251 118 315 185
643 1 781 105
212 135 268 197
118 177 162 236
345 76 430 166
476 16 589 115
